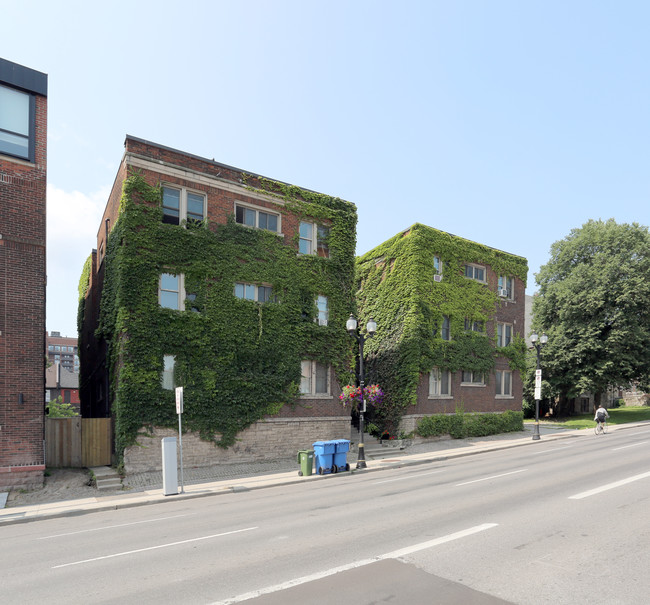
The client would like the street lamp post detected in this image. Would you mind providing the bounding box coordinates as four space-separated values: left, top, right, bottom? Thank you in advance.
347 314 377 469
530 331 548 441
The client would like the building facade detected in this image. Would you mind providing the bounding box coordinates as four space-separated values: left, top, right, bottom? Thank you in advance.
0 58 48 489
46 331 79 373
356 223 528 436
45 363 80 411
80 136 357 472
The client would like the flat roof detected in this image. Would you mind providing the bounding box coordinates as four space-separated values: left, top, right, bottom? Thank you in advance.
0 57 48 96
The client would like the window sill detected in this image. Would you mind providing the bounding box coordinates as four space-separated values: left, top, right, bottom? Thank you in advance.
495 395 514 399
299 394 333 399
428 395 453 400
460 383 486 387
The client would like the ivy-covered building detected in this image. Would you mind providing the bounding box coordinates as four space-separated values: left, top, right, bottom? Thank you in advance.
356 224 528 436
79 136 357 472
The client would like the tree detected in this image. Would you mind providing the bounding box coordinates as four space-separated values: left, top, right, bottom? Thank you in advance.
46 396 79 418
533 219 650 413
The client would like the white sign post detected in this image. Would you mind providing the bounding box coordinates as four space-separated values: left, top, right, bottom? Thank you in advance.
175 387 185 493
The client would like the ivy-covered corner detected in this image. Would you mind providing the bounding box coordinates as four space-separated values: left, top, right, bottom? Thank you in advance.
356 223 528 435
87 171 358 465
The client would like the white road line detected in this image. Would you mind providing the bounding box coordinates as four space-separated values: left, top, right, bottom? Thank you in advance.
211 524 498 605
39 514 194 540
51 527 258 568
611 441 648 451
569 471 650 500
372 470 444 485
456 469 527 486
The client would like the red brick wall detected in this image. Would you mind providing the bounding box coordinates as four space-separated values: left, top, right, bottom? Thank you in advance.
0 89 47 489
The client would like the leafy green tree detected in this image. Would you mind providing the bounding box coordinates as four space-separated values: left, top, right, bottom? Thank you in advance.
46 396 79 418
533 219 650 413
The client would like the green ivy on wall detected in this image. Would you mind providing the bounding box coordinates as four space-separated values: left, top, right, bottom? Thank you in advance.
91 172 357 461
356 223 528 433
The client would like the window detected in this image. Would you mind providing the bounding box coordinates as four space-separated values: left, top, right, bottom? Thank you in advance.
235 204 279 232
316 295 329 326
497 323 513 347
0 84 34 161
299 222 330 257
441 315 451 341
234 282 275 302
48 345 54 352
498 275 514 299
162 186 206 225
300 360 330 396
461 370 485 385
464 264 486 282
63 391 71 404
464 319 485 333
495 370 512 396
55 345 61 351
162 355 176 390
159 273 184 310
433 255 443 275
429 367 452 397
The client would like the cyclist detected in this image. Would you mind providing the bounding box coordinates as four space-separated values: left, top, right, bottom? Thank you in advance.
594 404 610 430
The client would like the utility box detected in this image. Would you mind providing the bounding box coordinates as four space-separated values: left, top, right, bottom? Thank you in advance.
162 437 178 496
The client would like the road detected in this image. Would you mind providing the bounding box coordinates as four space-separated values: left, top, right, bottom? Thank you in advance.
2 426 649 604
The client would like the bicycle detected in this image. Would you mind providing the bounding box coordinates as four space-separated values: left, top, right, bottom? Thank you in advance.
594 419 608 435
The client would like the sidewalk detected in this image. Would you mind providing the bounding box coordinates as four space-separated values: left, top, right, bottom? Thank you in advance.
1 422 642 526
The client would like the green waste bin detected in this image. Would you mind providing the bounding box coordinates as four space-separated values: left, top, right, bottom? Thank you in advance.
297 450 314 476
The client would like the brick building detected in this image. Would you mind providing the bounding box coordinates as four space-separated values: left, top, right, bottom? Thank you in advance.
356 223 528 435
46 331 79 373
80 136 357 472
0 58 48 489
45 363 80 411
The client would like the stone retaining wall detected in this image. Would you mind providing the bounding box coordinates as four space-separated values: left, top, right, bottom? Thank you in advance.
123 417 350 473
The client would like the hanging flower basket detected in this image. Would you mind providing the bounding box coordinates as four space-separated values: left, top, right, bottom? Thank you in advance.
339 384 384 412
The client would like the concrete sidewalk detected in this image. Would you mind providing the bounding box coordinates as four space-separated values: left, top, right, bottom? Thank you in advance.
1 422 643 526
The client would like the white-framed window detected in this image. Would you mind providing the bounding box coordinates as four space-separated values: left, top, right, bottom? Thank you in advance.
300 360 330 396
299 222 329 257
433 255 443 275
316 295 329 326
495 370 512 396
441 315 451 341
235 203 280 233
464 319 485 333
162 355 176 390
464 263 486 283
0 83 35 162
429 367 452 397
162 185 206 225
497 322 513 347
159 273 185 310
461 370 485 385
498 275 514 299
234 282 276 302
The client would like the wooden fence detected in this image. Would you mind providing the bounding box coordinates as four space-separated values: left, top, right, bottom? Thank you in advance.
45 417 113 468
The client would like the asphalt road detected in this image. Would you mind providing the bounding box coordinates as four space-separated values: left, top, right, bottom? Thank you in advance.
2 425 649 604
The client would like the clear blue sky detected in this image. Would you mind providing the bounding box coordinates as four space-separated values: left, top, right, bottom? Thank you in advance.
3 0 649 337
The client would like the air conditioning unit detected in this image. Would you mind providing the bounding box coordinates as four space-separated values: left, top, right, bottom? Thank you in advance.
318 318 328 326
498 289 509 297
434 274 443 283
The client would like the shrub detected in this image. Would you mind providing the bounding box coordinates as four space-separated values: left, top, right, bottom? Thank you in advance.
416 410 523 439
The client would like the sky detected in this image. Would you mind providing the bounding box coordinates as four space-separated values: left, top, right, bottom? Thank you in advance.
3 0 650 338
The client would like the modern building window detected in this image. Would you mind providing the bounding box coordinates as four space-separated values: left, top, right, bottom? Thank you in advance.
235 203 279 233
498 275 514 299
429 367 452 397
0 83 34 161
497 322 513 347
162 355 176 390
461 370 485 385
159 273 184 310
441 315 451 341
234 282 275 302
162 186 206 225
464 264 486 283
300 360 330 396
464 319 485 333
299 222 330 257
495 370 512 396
316 295 329 326
48 345 54 351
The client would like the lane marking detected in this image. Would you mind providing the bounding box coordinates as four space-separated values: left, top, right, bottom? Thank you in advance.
456 469 527 486
52 527 258 568
39 514 194 540
622 430 650 437
211 523 498 604
372 470 444 485
611 441 648 451
569 471 650 500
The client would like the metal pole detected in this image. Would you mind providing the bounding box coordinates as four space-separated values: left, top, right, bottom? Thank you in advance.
357 335 367 469
178 412 185 493
532 345 541 441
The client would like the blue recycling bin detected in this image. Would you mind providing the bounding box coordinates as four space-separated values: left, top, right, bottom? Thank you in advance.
332 439 351 472
312 441 336 475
